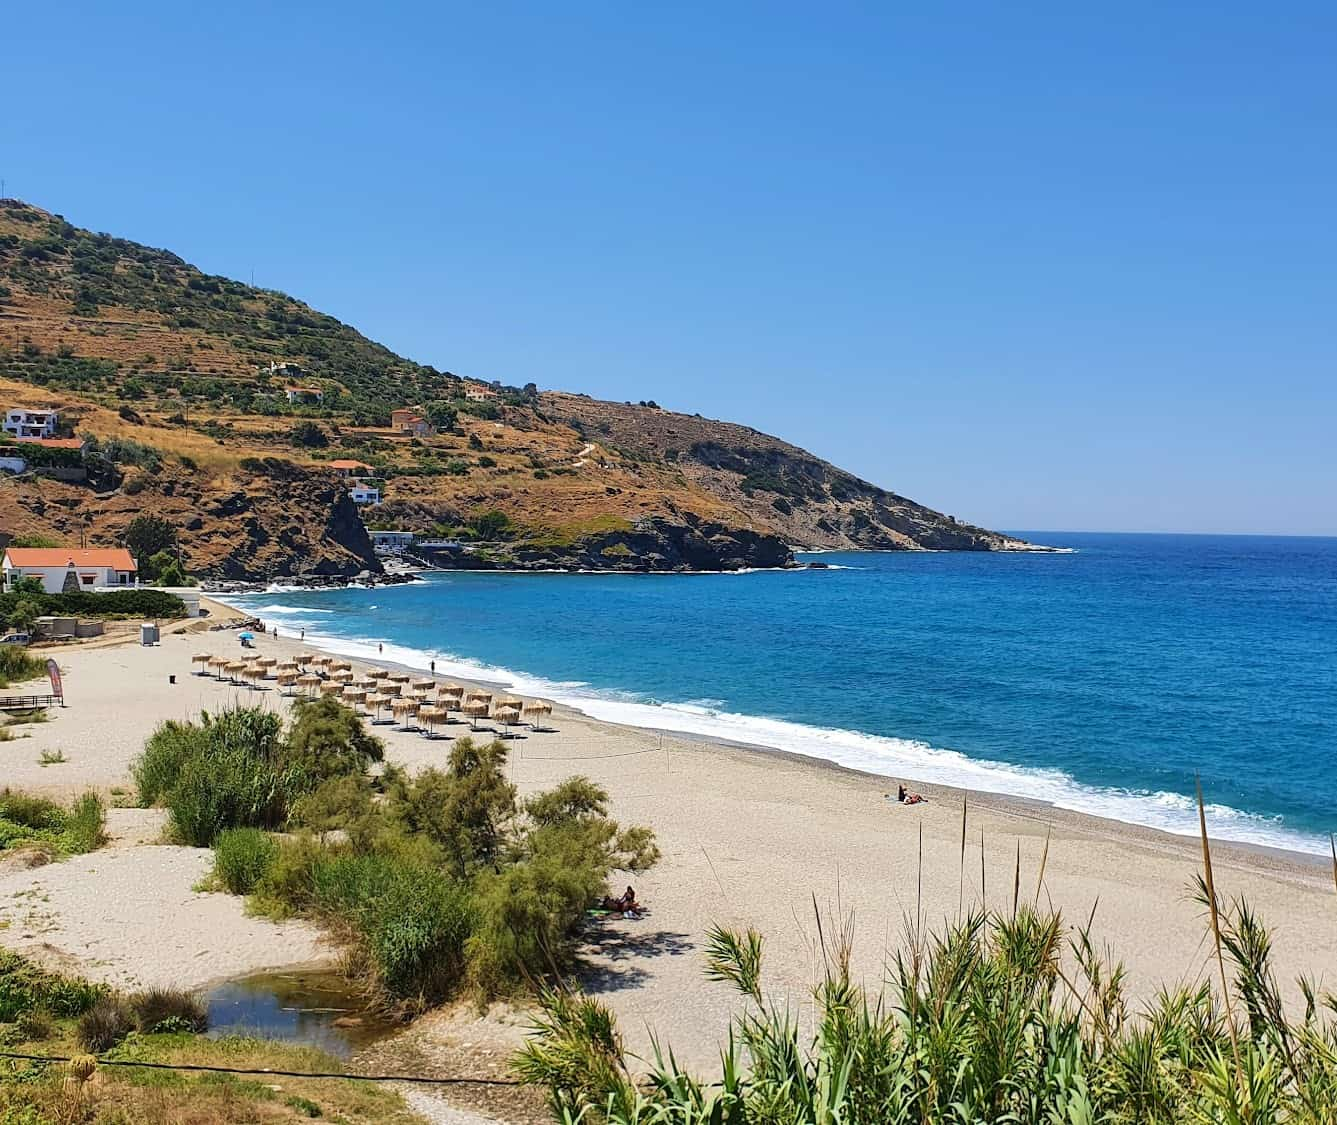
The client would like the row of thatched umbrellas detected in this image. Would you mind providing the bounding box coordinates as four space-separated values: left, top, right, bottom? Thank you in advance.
189 651 554 735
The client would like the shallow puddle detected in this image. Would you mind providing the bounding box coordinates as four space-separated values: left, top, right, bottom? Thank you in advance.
205 969 398 1057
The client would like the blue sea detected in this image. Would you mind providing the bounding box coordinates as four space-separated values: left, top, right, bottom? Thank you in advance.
226 533 1337 856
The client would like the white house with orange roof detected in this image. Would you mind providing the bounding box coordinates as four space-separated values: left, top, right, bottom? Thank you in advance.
2 547 138 593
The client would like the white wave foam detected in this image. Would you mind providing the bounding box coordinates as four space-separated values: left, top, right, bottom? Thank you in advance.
254 604 333 616
210 600 1326 859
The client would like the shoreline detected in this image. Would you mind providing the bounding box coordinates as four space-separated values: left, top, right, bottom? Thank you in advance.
5 614 1337 1073
220 587 1332 862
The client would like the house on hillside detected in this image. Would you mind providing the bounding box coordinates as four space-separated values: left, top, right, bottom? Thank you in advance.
390 408 433 437
327 459 373 478
268 361 304 379
348 482 380 505
0 437 90 477
463 384 499 403
2 548 138 594
4 408 58 439
285 386 324 404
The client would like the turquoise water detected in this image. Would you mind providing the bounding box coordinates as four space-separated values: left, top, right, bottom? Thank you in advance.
229 533 1337 855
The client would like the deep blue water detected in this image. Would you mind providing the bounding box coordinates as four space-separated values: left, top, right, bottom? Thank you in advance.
230 533 1337 854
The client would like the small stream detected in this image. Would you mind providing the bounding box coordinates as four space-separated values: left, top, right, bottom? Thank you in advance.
205 969 399 1058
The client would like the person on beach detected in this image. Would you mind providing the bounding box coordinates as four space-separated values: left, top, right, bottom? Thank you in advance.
430 659 436 674
378 643 383 654
896 784 926 806
601 886 642 915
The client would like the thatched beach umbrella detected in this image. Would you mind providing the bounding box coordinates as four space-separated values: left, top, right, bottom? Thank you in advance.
244 663 267 689
295 653 318 667
366 668 389 681
392 698 420 730
418 706 447 737
224 660 248 684
256 657 277 672
379 682 402 697
388 672 412 686
276 671 299 696
319 680 344 697
332 668 355 684
462 699 490 731
365 693 391 723
208 655 231 680
465 689 492 706
411 678 435 692
493 704 521 737
354 677 378 691
330 660 353 673
522 700 554 731
277 660 300 674
296 673 322 697
191 653 212 676
341 688 367 708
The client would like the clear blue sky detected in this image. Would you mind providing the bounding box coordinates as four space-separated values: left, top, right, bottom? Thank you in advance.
5 2 1335 534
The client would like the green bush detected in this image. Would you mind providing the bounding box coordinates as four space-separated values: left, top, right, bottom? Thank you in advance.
0 949 105 1021
310 852 474 1007
212 828 279 894
0 646 46 687
0 788 105 855
284 695 384 787
136 703 381 846
0 588 186 622
61 792 106 854
253 834 330 918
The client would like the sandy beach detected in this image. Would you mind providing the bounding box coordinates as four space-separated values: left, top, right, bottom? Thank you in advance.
4 604 1337 1080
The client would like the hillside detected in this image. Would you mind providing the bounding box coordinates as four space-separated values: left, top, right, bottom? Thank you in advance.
0 199 1028 579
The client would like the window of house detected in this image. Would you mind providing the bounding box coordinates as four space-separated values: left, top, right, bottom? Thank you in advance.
81 574 95 585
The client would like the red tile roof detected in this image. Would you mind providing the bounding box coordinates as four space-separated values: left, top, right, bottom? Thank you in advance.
4 548 137 571
327 459 373 472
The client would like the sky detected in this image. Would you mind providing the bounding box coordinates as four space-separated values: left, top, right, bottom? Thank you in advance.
4 2 1335 535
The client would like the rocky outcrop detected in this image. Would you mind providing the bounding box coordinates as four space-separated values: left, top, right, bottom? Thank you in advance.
423 515 794 573
0 462 380 582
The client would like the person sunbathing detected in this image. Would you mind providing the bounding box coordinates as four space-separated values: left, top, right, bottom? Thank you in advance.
601 886 641 913
897 784 926 805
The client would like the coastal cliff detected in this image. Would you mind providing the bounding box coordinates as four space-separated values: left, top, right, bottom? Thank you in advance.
0 198 1027 579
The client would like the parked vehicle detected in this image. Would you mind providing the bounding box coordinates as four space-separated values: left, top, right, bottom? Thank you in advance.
0 632 31 646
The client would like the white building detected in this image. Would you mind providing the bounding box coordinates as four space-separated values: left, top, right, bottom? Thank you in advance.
2 548 138 594
349 483 380 505
463 385 498 403
285 386 324 404
369 530 414 555
4 408 58 439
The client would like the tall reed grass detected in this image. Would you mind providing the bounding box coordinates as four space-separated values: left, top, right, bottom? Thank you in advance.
517 802 1337 1123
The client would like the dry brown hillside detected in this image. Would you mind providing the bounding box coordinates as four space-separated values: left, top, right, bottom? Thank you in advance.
0 199 1026 578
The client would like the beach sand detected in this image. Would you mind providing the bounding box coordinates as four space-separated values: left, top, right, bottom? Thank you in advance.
4 612 1336 1079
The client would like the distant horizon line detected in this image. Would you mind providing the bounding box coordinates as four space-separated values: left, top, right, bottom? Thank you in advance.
1002 528 1337 540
